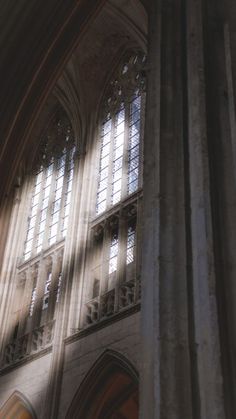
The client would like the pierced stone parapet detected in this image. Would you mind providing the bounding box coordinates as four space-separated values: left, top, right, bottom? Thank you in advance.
100 290 115 318
84 280 140 328
119 280 135 309
2 320 55 367
4 334 28 365
85 297 100 325
31 321 55 352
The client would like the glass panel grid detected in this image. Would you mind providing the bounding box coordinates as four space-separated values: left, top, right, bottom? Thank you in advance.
61 154 75 237
29 286 37 317
23 142 75 259
56 273 62 302
126 226 136 264
42 272 52 310
96 119 112 214
111 107 125 206
96 69 143 215
127 95 141 195
24 168 44 260
109 233 119 274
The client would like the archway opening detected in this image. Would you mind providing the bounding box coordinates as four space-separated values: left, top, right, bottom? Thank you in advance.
66 350 139 419
0 391 37 419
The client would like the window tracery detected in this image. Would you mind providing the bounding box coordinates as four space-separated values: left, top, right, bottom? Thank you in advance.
2 110 75 368
24 114 75 261
85 51 145 327
96 51 146 215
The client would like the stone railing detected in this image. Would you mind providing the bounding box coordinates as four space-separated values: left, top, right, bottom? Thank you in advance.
3 320 55 367
119 280 136 309
85 279 140 326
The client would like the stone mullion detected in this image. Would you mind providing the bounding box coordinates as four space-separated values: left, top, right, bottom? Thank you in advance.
17 173 35 260
120 100 129 199
66 148 86 332
186 0 226 418
87 230 98 303
17 268 33 337
139 91 146 189
100 222 110 295
56 154 69 241
9 288 22 340
47 250 63 321
31 169 46 256
114 214 125 312
31 256 51 331
42 164 57 250
106 116 116 209
133 200 140 303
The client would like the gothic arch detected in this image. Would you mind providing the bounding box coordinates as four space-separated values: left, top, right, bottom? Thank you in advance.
66 350 139 419
0 391 37 419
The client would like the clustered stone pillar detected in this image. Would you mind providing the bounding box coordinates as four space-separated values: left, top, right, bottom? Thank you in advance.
140 0 228 418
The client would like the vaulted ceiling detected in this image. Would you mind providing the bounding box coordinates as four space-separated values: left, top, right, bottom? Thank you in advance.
0 0 105 199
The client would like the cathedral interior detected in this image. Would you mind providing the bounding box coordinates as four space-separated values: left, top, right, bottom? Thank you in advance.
1 0 236 418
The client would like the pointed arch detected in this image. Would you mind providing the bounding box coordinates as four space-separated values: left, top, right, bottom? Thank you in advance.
0 391 37 419
66 349 139 419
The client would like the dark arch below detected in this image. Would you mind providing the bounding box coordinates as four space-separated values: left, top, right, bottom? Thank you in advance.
66 349 139 419
0 390 37 419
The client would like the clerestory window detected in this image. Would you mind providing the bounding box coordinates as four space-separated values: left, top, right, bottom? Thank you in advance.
3 110 76 366
96 53 146 215
85 51 146 326
24 116 75 261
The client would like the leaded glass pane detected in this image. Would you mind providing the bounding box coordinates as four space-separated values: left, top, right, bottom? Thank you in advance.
29 287 37 317
29 216 37 230
128 179 139 194
98 178 108 192
97 189 107 203
112 191 121 205
126 226 136 264
23 114 75 260
32 193 40 207
95 53 145 214
66 191 72 205
109 234 118 274
96 200 106 214
64 204 70 217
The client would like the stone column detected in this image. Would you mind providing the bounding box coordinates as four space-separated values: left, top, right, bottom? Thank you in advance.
140 1 192 418
185 0 226 418
199 2 236 416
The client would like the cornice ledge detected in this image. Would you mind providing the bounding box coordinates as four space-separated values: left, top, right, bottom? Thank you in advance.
64 303 141 345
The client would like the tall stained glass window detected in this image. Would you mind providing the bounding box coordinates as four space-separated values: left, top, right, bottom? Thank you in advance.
96 51 146 215
24 112 75 261
85 51 145 326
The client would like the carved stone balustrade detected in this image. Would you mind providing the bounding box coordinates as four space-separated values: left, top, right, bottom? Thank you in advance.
4 334 28 365
85 297 100 325
84 280 140 328
31 321 55 352
119 280 135 309
2 320 55 368
100 289 115 318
